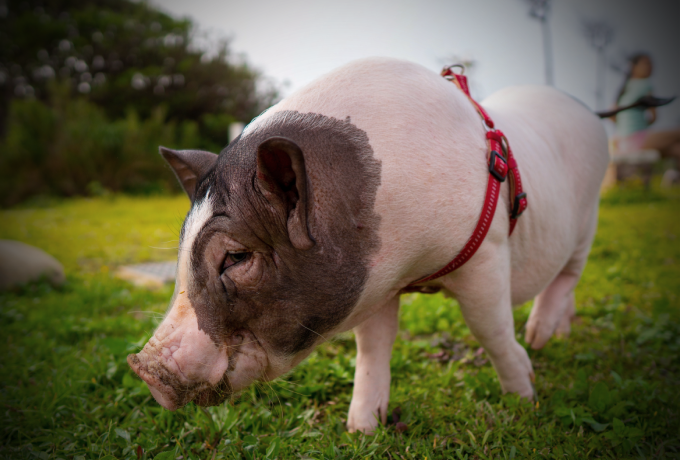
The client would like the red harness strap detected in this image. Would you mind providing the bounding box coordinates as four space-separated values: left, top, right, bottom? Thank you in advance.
407 66 528 287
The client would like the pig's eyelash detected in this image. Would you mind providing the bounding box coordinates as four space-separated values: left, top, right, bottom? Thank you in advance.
222 251 251 271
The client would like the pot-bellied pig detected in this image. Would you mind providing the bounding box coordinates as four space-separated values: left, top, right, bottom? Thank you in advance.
128 57 609 433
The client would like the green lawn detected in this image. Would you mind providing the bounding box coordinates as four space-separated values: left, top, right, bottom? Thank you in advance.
1 185 679 459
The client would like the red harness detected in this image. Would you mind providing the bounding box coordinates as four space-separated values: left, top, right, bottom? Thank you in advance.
407 66 528 287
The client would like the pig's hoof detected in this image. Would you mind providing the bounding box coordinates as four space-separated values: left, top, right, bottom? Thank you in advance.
347 407 383 435
526 308 575 348
347 412 380 434
525 317 557 350
347 390 389 435
554 312 574 338
347 421 378 435
495 341 535 400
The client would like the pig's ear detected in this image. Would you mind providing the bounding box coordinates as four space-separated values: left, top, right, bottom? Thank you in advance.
159 146 218 202
256 137 314 250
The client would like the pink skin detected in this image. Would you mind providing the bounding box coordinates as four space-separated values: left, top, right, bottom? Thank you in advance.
128 299 229 410
129 289 281 411
129 58 609 432
347 296 399 430
261 59 606 433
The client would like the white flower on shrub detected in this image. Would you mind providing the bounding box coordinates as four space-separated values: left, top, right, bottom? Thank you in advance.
74 60 88 72
131 73 149 90
33 65 55 80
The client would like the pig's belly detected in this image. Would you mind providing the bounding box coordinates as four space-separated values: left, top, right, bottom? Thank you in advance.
483 87 609 305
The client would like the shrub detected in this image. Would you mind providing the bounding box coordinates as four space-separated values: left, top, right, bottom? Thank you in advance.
0 84 209 206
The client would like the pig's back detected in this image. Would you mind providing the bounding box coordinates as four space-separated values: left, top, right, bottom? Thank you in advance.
246 58 492 305
243 58 608 307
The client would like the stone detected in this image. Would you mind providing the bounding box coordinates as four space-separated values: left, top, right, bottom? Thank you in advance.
115 261 176 288
0 240 66 289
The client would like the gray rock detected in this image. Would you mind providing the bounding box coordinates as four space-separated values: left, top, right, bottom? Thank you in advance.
0 240 65 289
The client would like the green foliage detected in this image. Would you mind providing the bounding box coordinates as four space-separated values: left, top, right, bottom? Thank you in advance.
0 0 280 206
0 0 277 132
0 88 205 205
0 184 678 458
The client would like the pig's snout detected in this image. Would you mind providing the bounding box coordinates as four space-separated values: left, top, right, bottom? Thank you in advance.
127 324 269 410
126 307 232 410
127 352 187 410
127 336 231 411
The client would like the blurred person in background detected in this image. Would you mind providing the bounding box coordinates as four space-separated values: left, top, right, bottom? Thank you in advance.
612 53 680 172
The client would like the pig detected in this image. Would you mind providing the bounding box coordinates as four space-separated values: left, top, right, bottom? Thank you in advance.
128 57 609 433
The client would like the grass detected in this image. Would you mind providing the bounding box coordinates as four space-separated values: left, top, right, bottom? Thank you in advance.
0 183 679 459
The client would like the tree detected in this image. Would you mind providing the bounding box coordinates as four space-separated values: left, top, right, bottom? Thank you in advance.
524 0 554 86
0 0 278 148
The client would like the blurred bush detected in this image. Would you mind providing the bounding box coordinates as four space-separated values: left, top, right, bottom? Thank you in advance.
0 0 280 206
0 82 203 204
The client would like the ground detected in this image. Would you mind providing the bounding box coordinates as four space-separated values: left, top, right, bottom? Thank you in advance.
0 182 679 459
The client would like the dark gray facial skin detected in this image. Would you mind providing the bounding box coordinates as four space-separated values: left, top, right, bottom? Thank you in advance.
150 111 382 407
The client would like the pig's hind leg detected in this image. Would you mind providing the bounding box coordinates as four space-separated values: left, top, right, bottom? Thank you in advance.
524 271 579 350
347 295 400 434
525 207 598 350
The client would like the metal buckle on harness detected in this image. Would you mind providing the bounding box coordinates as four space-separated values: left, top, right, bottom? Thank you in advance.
489 150 508 182
512 192 528 219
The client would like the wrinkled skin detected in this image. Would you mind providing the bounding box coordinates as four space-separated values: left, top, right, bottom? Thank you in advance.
128 111 382 410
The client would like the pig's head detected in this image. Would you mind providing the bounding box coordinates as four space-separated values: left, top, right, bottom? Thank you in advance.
128 111 381 410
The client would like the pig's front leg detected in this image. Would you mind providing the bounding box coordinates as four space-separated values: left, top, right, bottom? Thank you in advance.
445 243 535 399
347 296 399 434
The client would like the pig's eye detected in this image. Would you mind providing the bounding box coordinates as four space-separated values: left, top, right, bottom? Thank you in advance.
223 252 250 270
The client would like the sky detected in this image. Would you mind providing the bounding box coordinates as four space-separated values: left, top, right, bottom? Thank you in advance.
153 0 680 130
